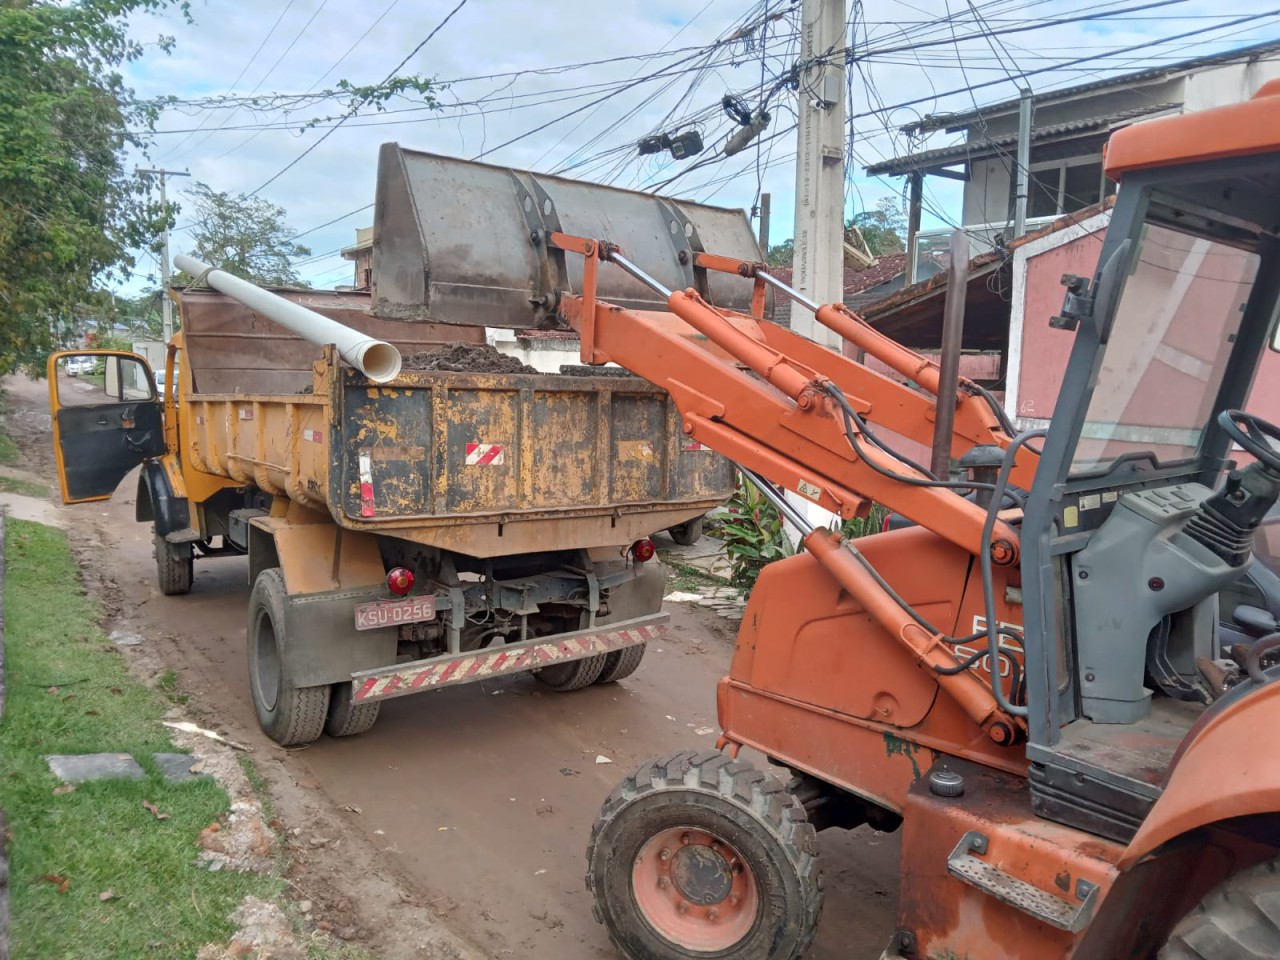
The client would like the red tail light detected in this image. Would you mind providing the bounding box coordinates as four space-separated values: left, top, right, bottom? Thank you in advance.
880 513 892 534
387 567 415 595
631 538 656 563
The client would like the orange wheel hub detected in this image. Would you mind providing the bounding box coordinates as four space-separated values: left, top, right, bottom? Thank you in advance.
632 826 759 950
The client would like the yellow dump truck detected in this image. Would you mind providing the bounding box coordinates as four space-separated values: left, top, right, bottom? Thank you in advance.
46 147 762 745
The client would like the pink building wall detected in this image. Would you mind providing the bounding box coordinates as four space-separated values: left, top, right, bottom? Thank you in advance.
1012 219 1280 461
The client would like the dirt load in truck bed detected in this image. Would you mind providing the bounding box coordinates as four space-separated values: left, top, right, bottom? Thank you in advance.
401 342 537 374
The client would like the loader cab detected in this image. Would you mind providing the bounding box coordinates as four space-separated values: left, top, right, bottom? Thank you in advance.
1019 112 1280 842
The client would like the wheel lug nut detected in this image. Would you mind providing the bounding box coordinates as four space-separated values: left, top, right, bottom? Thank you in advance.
677 901 689 914
729 893 740 905
681 833 692 845
707 908 719 920
659 847 671 861
711 842 721 852
657 876 669 889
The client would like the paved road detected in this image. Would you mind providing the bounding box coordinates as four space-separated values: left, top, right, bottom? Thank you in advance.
11 373 900 958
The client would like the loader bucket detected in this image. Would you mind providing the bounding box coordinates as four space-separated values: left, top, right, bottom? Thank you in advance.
371 143 767 328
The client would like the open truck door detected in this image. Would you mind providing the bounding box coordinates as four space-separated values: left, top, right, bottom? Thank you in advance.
47 351 165 503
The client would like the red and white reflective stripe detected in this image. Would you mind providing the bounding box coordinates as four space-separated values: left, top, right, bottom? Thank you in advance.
682 440 707 451
358 452 375 517
351 621 664 702
465 443 505 466
238 408 254 421
303 429 323 443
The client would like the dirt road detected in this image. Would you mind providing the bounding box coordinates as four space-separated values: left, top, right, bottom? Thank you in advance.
11 372 900 958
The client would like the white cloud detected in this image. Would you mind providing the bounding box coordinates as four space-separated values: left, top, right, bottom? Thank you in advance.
116 0 1280 291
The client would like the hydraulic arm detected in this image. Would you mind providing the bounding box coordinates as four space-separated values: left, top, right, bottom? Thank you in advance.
550 232 1035 741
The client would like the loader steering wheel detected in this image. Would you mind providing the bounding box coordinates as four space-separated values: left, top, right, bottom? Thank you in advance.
1220 410 1280 472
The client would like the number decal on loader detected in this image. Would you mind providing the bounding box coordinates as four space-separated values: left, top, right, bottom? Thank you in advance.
955 617 1025 677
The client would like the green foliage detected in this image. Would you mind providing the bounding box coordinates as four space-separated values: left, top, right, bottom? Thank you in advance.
767 237 794 267
182 182 312 287
0 519 280 958
718 473 887 591
848 197 907 257
0 0 186 376
143 73 441 135
765 196 906 268
719 475 797 590
110 288 165 339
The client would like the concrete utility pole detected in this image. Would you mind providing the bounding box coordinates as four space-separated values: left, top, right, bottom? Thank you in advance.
757 192 771 254
789 0 847 348
136 167 191 343
1012 89 1033 240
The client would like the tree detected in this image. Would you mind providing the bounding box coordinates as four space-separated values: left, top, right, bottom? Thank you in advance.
848 197 908 257
183 183 312 287
764 195 907 268
0 0 181 373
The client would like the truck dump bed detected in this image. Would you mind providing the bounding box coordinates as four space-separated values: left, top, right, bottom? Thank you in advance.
175 288 732 557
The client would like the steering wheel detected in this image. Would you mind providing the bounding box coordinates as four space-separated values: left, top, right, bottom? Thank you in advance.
1219 409 1280 471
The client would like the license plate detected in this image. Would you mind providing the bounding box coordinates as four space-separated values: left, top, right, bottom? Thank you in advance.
354 596 436 631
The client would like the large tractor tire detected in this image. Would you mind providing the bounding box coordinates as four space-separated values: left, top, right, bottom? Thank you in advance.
594 644 647 684
1160 856 1280 959
154 531 193 596
534 653 608 691
325 682 381 738
247 568 330 746
587 750 823 960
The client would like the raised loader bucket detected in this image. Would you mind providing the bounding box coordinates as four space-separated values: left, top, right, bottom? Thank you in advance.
371 143 767 328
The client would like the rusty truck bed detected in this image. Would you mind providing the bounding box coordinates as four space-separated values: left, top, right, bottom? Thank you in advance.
174 288 732 557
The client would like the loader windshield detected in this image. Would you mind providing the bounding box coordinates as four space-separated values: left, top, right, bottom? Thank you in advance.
1070 222 1259 473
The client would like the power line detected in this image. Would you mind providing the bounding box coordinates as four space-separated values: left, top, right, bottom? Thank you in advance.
248 0 470 196
162 0 300 160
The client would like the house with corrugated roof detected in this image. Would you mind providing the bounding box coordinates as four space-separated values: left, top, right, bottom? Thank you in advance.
864 40 1280 283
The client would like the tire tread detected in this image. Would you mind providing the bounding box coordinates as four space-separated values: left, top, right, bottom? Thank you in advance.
587 749 823 960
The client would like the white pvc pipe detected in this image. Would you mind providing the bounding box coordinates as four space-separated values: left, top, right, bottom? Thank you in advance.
173 255 402 383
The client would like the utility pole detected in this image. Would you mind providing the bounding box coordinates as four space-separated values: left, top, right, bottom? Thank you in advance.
136 167 191 343
789 0 847 348
1012 89 1033 240
757 192 771 255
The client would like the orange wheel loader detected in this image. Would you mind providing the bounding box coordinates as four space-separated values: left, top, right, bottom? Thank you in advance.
536 84 1280 959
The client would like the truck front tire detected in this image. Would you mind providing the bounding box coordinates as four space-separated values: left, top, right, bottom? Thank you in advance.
154 531 193 596
247 568 331 745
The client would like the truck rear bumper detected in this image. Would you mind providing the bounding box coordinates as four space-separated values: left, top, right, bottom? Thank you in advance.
348 613 667 703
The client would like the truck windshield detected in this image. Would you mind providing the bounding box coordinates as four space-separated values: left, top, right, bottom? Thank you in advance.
1070 222 1259 474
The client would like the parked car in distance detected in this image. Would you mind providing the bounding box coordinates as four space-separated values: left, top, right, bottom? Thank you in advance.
64 356 96 377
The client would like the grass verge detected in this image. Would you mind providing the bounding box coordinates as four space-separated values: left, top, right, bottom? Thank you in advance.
0 476 48 500
0 519 280 959
0 390 18 465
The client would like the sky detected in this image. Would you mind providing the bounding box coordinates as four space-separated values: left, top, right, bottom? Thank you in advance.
117 0 1280 292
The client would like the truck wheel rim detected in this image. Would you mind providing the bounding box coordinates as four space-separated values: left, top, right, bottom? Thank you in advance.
255 612 281 712
633 826 758 950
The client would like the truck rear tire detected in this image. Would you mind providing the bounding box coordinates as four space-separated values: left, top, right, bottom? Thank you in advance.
587 750 823 960
595 644 647 684
535 653 608 691
247 568 331 746
325 682 381 738
154 532 193 596
667 517 704 546
1160 856 1280 959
